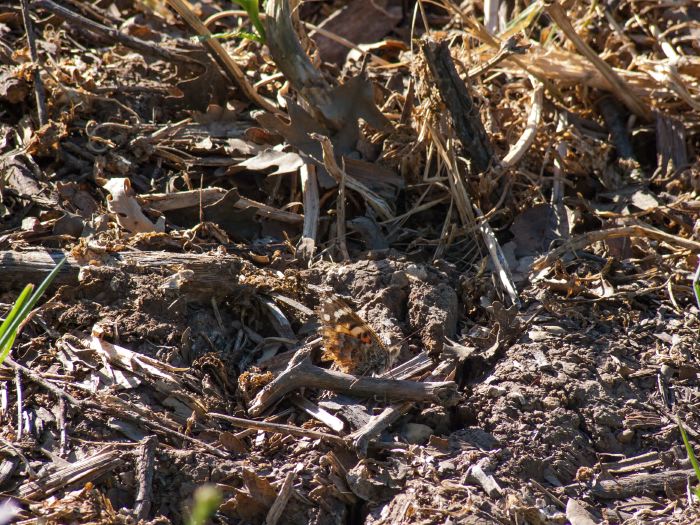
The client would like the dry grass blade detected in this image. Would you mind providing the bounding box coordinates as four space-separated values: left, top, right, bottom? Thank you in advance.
543 0 651 120
297 163 319 261
533 224 700 272
475 206 520 306
501 78 544 168
209 412 347 446
165 0 277 113
312 133 394 220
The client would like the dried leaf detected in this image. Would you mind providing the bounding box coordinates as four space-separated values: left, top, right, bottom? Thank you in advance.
26 120 68 157
193 103 250 138
238 148 304 175
0 66 29 103
509 204 560 256
220 469 277 521
103 177 162 233
166 50 228 111
1 154 59 207
565 498 598 525
255 80 390 188
219 431 248 454
162 188 260 241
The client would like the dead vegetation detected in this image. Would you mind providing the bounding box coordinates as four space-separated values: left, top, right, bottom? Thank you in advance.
1 0 699 523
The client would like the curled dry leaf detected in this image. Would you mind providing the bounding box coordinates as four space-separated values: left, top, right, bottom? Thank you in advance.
26 120 68 157
0 65 30 103
1 155 59 207
237 148 304 175
165 49 229 112
255 74 392 188
220 469 277 521
103 177 162 233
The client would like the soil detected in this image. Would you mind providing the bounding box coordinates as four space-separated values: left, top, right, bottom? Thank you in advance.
1 0 699 524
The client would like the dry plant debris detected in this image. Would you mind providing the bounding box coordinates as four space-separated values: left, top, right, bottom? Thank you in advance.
1 0 699 523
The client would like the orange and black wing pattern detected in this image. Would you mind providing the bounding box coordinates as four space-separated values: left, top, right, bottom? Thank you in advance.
318 296 393 376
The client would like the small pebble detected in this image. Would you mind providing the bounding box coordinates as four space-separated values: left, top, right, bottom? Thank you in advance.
438 460 455 474
542 396 560 410
660 364 676 379
401 423 433 445
487 385 507 398
618 429 635 444
405 264 428 281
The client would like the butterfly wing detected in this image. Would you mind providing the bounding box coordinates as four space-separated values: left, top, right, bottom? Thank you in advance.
318 296 392 376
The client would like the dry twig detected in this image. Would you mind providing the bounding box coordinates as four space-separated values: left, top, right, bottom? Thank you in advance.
32 1 200 65
134 436 157 520
533 224 700 272
165 0 277 112
20 0 47 125
247 351 458 417
543 0 651 120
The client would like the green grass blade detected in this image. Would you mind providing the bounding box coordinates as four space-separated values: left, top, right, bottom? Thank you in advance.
230 0 266 42
0 331 18 365
0 284 33 341
186 485 222 525
195 30 262 43
677 416 700 499
0 285 34 364
0 257 66 363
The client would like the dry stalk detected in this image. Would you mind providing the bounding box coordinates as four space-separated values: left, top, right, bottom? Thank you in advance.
265 0 337 129
265 471 296 525
290 394 345 433
533 224 700 272
209 412 347 446
134 436 157 520
247 351 458 417
165 0 277 113
32 0 200 65
551 141 570 240
474 205 520 306
20 0 47 125
428 125 477 230
350 402 413 457
143 189 304 225
19 449 124 499
421 39 495 174
465 36 525 80
297 163 320 261
311 133 393 220
501 77 544 168
336 158 350 261
543 0 651 120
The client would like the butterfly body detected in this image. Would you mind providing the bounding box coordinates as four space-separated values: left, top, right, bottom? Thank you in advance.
318 297 396 376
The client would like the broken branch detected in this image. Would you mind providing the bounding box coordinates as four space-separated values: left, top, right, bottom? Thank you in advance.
248 353 458 417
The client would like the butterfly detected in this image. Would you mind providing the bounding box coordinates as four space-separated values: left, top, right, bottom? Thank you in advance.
318 296 397 376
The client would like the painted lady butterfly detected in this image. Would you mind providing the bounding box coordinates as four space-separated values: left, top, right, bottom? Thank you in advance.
318 296 397 376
